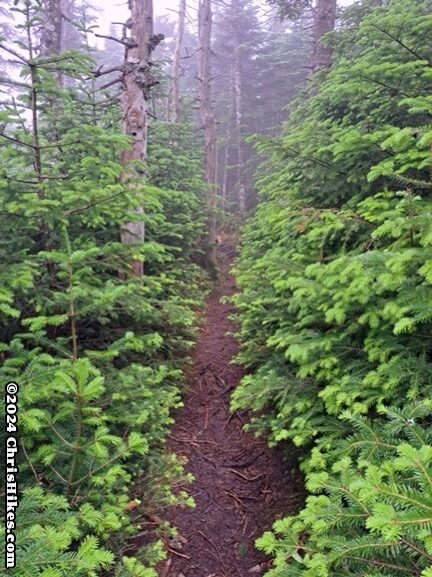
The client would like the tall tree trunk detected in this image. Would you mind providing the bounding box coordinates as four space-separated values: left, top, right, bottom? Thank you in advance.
220 140 230 211
310 0 337 71
233 27 246 216
220 60 235 213
198 0 218 253
41 0 63 57
121 0 159 276
170 0 186 123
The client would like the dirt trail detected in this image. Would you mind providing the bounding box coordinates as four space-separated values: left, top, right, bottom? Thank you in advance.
159 243 303 577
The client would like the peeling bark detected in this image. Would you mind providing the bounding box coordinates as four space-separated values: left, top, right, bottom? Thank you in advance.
121 0 161 276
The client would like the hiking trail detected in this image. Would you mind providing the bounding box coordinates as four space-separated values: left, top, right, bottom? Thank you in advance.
159 243 304 577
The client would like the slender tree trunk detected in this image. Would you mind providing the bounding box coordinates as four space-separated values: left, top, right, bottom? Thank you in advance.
310 0 337 72
170 0 186 123
224 60 236 212
28 2 56 285
61 0 74 50
233 29 246 215
198 0 218 254
121 0 160 276
221 142 229 211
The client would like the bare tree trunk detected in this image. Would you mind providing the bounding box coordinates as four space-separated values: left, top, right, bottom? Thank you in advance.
217 59 234 214
170 0 186 123
221 141 229 211
41 0 63 57
121 0 160 276
198 0 218 254
311 0 337 72
233 30 246 216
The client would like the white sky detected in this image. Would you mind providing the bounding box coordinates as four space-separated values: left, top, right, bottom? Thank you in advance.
92 0 198 35
92 0 353 36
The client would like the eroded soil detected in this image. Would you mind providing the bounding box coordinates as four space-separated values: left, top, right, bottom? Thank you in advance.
158 244 303 577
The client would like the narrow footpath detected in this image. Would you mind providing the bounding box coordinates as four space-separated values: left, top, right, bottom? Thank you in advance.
159 243 303 577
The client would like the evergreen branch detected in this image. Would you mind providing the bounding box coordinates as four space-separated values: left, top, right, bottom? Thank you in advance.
0 43 28 63
370 24 432 67
357 74 412 98
12 97 31 136
345 439 399 453
390 174 432 192
0 100 31 109
320 482 371 514
378 488 432 512
400 540 432 563
5 173 78 184
70 448 130 488
413 457 432 489
282 144 349 176
64 190 127 216
0 135 82 152
344 555 419 575
48 464 70 486
0 132 35 149
33 54 79 66
20 439 39 484
49 424 75 449
0 76 32 89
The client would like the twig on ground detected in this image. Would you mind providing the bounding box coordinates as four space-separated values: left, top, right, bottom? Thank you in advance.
227 469 265 482
167 547 191 559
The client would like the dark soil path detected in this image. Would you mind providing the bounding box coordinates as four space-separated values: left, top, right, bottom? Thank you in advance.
159 243 303 577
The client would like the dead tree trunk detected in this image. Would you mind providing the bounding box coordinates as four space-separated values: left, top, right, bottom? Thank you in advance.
311 0 337 72
198 0 218 253
170 0 186 123
121 0 161 276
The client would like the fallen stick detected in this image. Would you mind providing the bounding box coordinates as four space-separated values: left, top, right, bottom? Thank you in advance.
169 436 218 446
226 469 265 482
167 547 191 559
224 489 244 508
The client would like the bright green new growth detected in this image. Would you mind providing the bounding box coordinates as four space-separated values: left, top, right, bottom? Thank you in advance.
0 0 205 573
258 403 432 576
233 0 432 574
1 0 431 574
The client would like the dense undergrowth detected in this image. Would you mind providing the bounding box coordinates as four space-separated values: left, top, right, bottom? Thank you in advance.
232 0 432 575
0 4 207 574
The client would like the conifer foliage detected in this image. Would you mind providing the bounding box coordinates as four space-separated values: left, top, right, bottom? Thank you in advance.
0 1 204 574
233 0 432 574
1 0 431 575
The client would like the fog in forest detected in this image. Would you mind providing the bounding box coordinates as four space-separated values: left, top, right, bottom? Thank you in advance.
2 1 430 576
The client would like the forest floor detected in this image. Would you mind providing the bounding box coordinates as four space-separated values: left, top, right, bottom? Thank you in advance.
158 242 304 577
